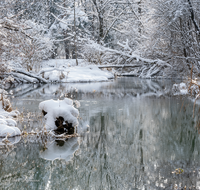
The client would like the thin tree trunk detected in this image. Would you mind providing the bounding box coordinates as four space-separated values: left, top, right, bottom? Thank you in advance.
187 0 200 32
99 14 104 41
74 0 78 66
138 0 142 34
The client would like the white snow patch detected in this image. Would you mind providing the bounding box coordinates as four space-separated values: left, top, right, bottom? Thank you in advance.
41 59 114 82
0 100 21 137
65 65 113 82
0 124 21 137
172 82 188 95
39 98 79 130
179 82 188 94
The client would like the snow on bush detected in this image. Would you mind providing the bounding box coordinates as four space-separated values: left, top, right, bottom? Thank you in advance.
172 82 188 95
0 17 54 73
0 89 21 137
187 78 200 98
82 41 105 65
39 98 79 130
0 63 11 77
0 119 21 137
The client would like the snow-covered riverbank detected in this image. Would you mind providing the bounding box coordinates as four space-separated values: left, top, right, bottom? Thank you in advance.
0 90 21 138
7 59 114 84
41 59 114 82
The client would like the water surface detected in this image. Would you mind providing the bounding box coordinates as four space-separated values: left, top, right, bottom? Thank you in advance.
1 77 200 190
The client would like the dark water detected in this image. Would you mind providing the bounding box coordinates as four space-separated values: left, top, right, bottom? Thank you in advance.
1 77 200 190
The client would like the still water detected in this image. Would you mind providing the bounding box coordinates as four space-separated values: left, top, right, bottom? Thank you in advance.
1 77 200 190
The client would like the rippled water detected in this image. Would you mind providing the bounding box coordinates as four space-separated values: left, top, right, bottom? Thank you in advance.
1 77 200 190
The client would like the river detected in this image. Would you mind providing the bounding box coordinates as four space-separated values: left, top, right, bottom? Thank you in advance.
0 77 200 190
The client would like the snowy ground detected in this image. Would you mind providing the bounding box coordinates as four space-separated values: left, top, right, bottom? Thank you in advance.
40 59 114 83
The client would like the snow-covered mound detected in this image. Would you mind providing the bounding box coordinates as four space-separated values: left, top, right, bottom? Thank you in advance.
172 82 188 95
41 64 114 82
39 98 79 130
8 59 114 83
0 117 21 137
0 90 21 137
40 138 79 161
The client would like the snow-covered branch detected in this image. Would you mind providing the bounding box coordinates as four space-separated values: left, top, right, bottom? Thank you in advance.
83 39 172 78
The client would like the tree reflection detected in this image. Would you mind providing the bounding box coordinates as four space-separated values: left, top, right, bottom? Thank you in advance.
1 78 200 189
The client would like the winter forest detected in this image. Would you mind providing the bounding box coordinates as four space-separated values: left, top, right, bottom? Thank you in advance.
1 0 200 190
1 0 200 80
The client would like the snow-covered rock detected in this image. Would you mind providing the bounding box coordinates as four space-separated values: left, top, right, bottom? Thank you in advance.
39 98 79 131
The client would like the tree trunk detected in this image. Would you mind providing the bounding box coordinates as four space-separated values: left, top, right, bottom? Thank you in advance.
65 44 69 59
74 0 78 65
99 14 104 42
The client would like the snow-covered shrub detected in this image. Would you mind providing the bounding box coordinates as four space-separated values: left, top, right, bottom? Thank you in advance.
82 40 120 65
82 42 105 65
189 83 200 97
0 89 12 112
0 63 11 76
0 17 54 73
187 78 200 98
39 98 79 133
0 89 21 137
21 20 55 72
172 82 188 95
0 63 12 84
0 117 21 137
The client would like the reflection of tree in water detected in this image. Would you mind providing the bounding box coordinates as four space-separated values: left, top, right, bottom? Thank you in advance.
10 78 175 132
2 79 200 189
10 78 174 102
72 97 200 189
0 99 199 189
0 137 79 190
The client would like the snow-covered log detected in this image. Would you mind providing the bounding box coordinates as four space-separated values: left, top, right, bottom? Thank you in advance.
10 68 48 83
11 72 39 83
98 64 140 68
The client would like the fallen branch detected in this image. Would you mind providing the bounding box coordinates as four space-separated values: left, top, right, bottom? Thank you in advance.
13 68 48 83
11 72 39 83
84 40 172 78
